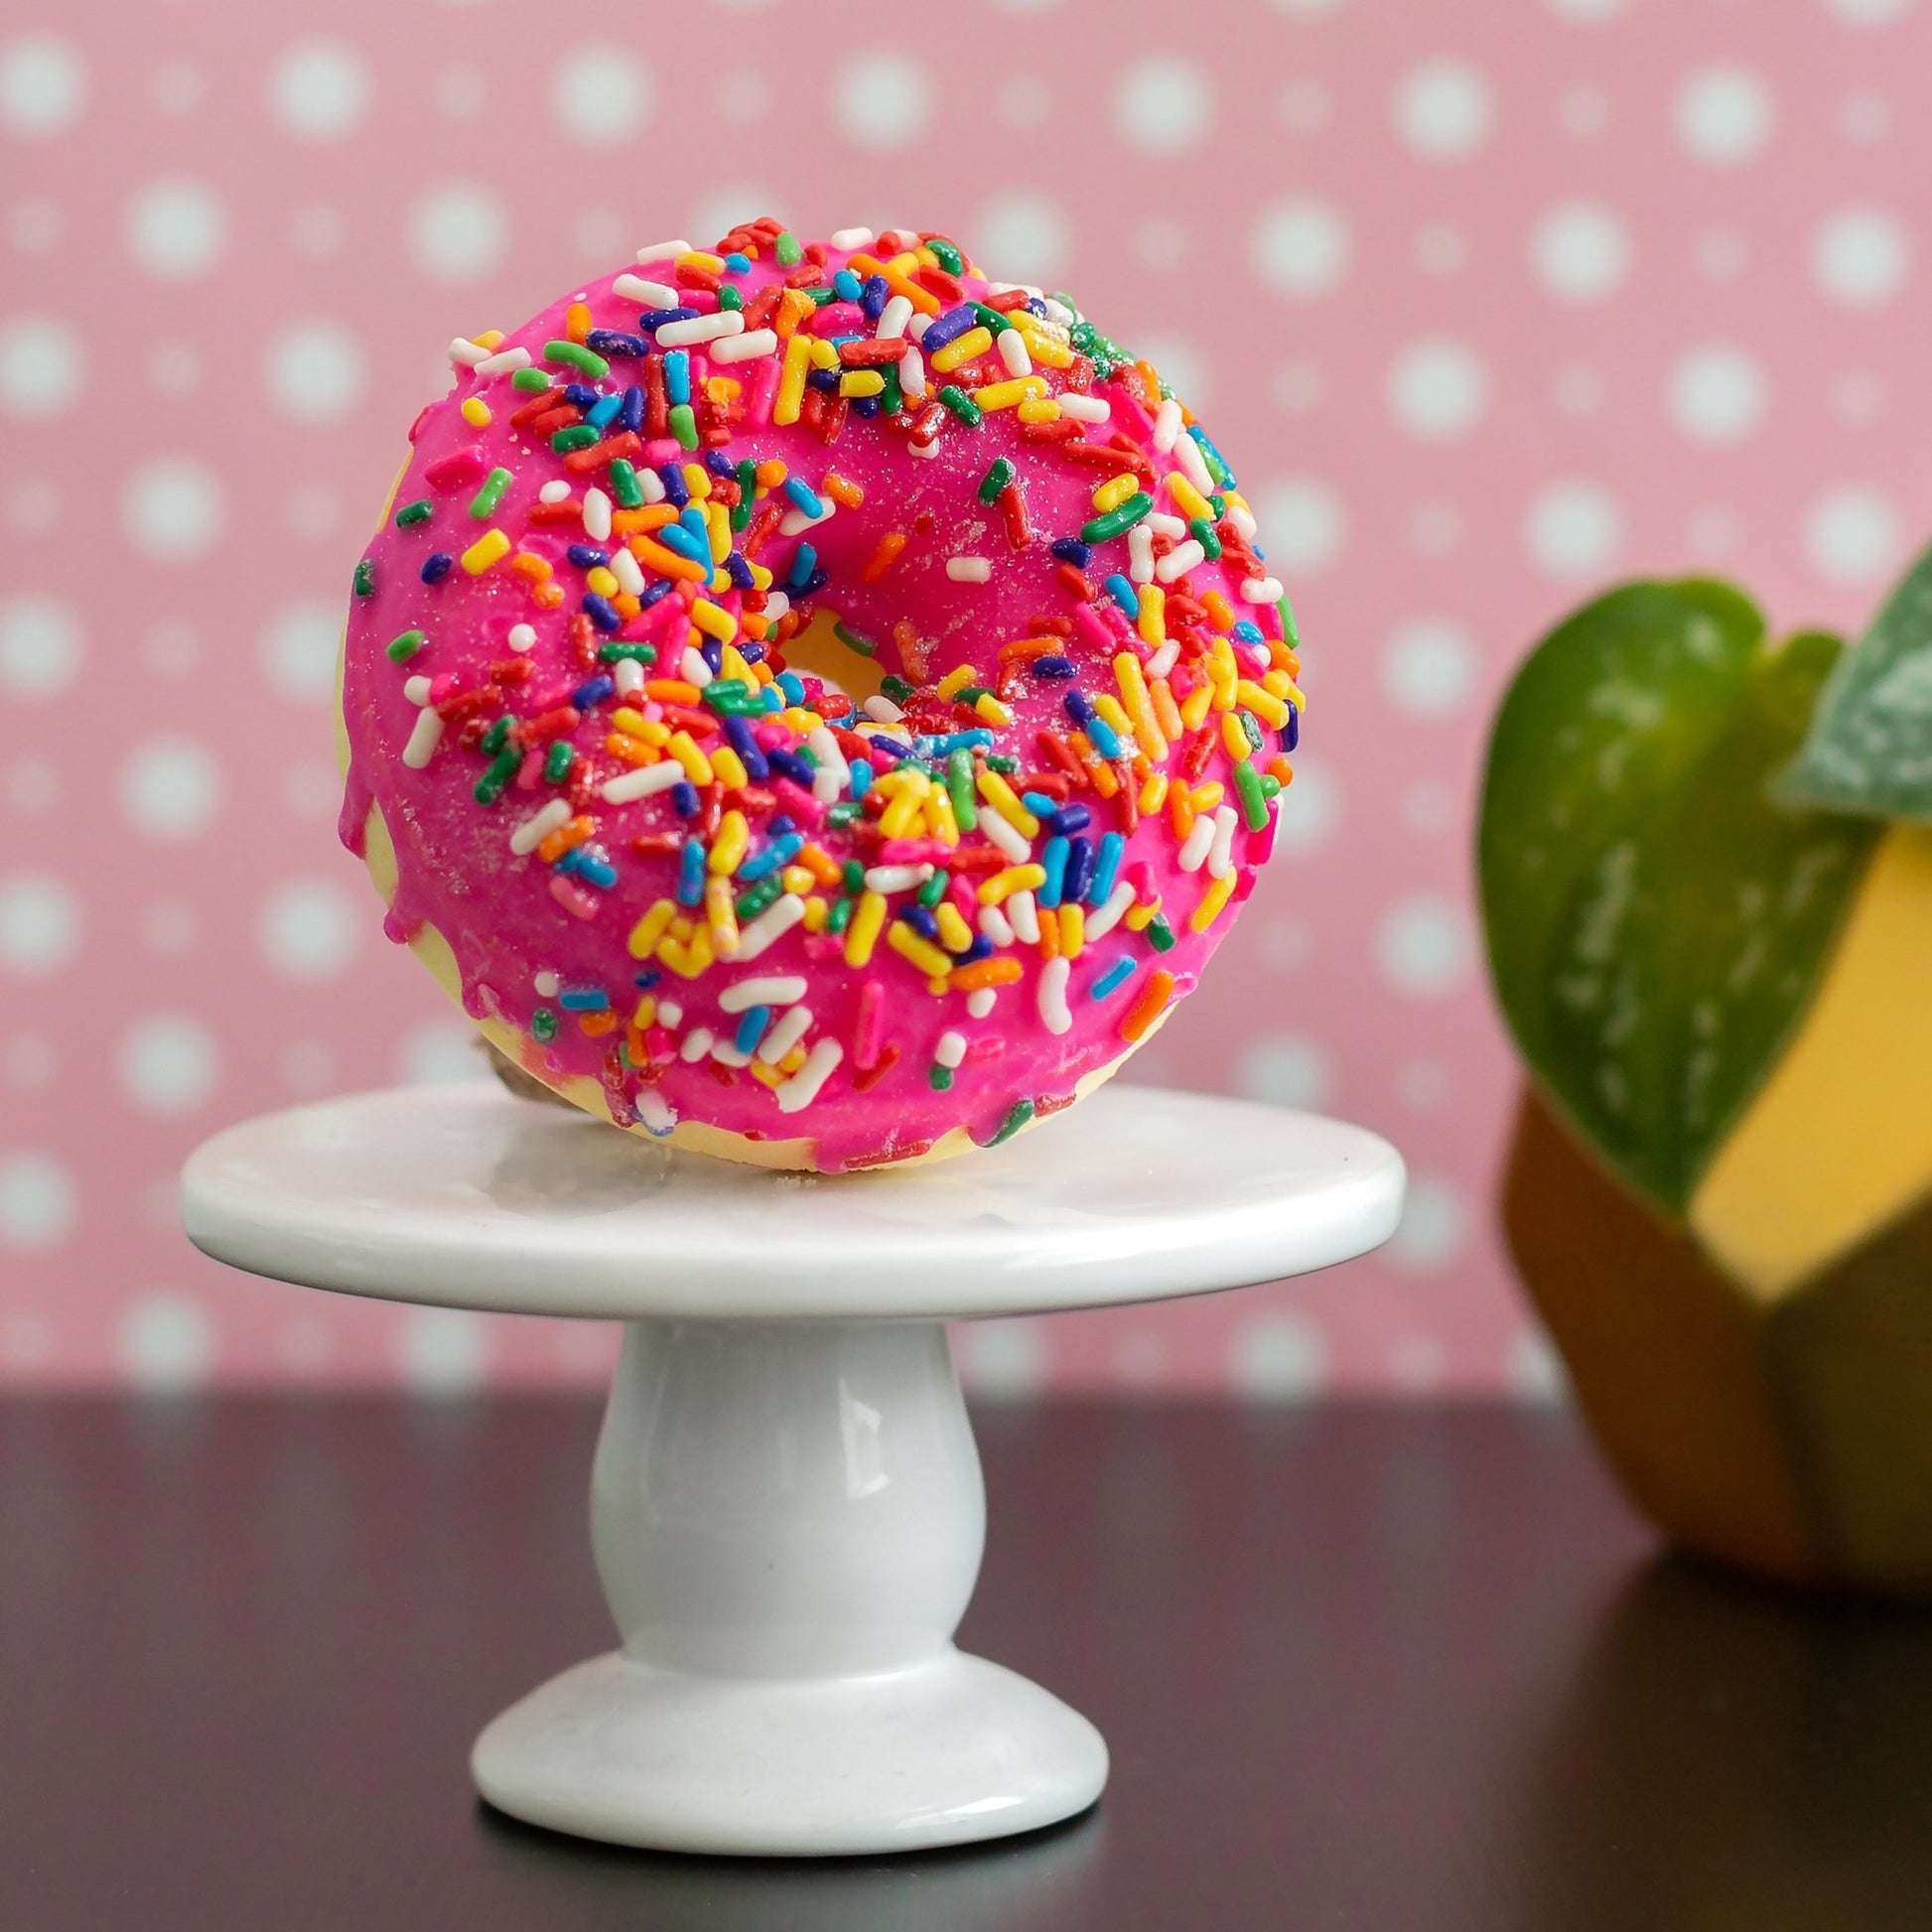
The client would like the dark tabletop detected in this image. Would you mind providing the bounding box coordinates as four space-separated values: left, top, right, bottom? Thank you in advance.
4 1399 1932 1931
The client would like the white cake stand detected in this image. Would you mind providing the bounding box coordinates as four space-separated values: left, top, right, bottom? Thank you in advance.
180 1079 1403 1858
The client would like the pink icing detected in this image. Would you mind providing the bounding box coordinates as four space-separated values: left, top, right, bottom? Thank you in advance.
340 220 1298 1172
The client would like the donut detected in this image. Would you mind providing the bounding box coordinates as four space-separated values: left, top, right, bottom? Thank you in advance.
339 218 1304 1173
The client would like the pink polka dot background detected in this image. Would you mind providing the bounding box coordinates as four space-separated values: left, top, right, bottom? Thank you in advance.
3 0 1927 1396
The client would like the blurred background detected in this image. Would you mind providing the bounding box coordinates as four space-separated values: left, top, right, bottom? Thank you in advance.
2 0 1925 1396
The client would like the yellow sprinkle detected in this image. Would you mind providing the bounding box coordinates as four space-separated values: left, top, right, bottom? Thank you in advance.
677 250 726 272
1091 473 1140 514
1139 771 1169 813
1169 473 1213 521
934 901 973 952
1178 682 1214 731
930 326 993 373
1191 874 1236 933
845 890 888 967
774 334 811 426
978 864 1047 904
780 864 816 896
1092 692 1137 745
1235 679 1291 729
975 768 1039 838
1222 712 1254 759
974 376 1046 411
460 528 511 575
936 663 977 700
878 787 926 840
888 921 954 980
1015 326 1074 369
802 895 830 933
627 899 678 960
708 809 750 876
682 462 711 501
690 600 737 643
704 877 740 958
1058 903 1084 960
1192 781 1225 811
474 330 505 349
1137 585 1166 648
631 994 656 1033
973 693 1012 727
586 565 620 598
1017 398 1063 423
665 730 713 785
711 746 749 790
839 369 886 397
707 502 730 563
656 924 716 980
751 1058 785 1089
1125 897 1160 932
460 396 492 429
611 708 670 746
808 338 841 371
923 784 960 846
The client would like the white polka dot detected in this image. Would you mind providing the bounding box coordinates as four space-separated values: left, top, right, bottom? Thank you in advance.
408 181 509 283
1375 896 1471 997
1544 0 1626 17
0 316 82 418
121 457 225 561
1530 200 1631 303
1250 195 1352 299
1811 206 1911 308
1268 0 1349 13
0 1151 75 1249
1238 1034 1334 1111
259 878 358 979
972 189 1071 287
0 34 86 136
0 595 80 698
1674 65 1775 166
1135 334 1211 410
1112 56 1214 157
1386 337 1489 441
549 43 652 145
1253 475 1346 575
119 1291 215 1395
1392 58 1495 161
263 318 367 423
831 50 932 152
991 0 1063 10
1273 759 1341 854
0 876 77 975
397 1306 490 1396
955 1319 1046 1399
120 1015 220 1116
399 1020 482 1086
267 38 370 142
1805 483 1904 587
1523 479 1625 580
1508 1328 1571 1406
1666 343 1767 445
262 601 342 702
121 738 222 840
1824 0 1916 21
125 176 228 280
1382 618 1478 718
1230 1313 1327 1403
1386 1173 1468 1272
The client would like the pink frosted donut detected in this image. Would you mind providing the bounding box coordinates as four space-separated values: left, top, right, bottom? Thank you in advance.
339 218 1304 1173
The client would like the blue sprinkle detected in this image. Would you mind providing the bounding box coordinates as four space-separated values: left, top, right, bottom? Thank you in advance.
583 593 621 632
1284 708 1300 753
1063 690 1096 727
903 905 940 942
670 779 699 817
632 968 661 990
638 579 675 610
554 847 584 878
735 1005 770 1054
1187 424 1235 488
848 758 873 799
578 852 618 890
1037 836 1069 909
704 449 737 479
957 934 994 964
769 814 795 838
677 839 706 905
567 543 608 569
725 552 755 589
700 637 723 675
852 395 881 419
586 393 623 430
1089 716 1124 759
678 503 709 546
738 832 803 882
1088 831 1125 907
571 673 615 710
562 382 601 409
782 477 824 517
866 736 912 760
860 274 889 321
1063 836 1094 902
664 349 690 405
1022 791 1057 817
787 543 817 591
621 385 644 434
765 748 814 788
775 669 805 706
656 522 707 562
922 305 977 350
832 267 863 303
724 716 769 780
797 567 829 598
421 552 454 584
658 464 689 507
1103 574 1139 617
1055 802 1093 837
1034 654 1074 679
586 331 647 360
724 251 752 275
1232 620 1265 644
1049 537 1092 568
805 367 839 392
1091 957 1136 1000
638 306 700 330
739 640 764 663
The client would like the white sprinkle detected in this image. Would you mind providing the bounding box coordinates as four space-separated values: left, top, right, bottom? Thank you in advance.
966 987 997 1020
402 708 444 769
537 481 572 506
1145 641 1179 680
1174 430 1214 494
1242 576 1286 605
509 798 573 857
582 486 613 542
775 1037 844 1113
830 226 874 250
1007 888 1040 943
679 1029 714 1063
1178 814 1216 873
508 623 537 648
655 311 745 348
735 893 806 961
1128 523 1156 586
865 863 930 895
863 694 904 725
719 975 807 1014
762 590 790 622
1227 501 1257 541
1207 805 1239 880
1059 392 1110 424
1157 539 1206 583
602 761 686 804
635 239 691 265
979 903 1015 947
1146 510 1188 539
899 345 927 402
657 999 682 1027
908 439 939 462
613 656 645 696
907 312 932 343
713 1038 754 1068
980 810 1029 863
636 466 666 504
996 329 1032 377
1036 956 1072 1036
534 970 561 998
680 645 713 688
475 345 532 378
935 1030 968 1070
947 557 993 583
876 294 914 341
610 544 645 597
1042 296 1076 327
712 329 779 362
449 337 490 368
758 1005 814 1064
778 499 836 537
1085 880 1137 940
635 1089 676 1136
402 674 432 706
806 727 849 804
614 273 679 307
1152 397 1184 453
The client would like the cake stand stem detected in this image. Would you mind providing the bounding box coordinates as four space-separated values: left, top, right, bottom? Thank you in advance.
471 1316 1110 1855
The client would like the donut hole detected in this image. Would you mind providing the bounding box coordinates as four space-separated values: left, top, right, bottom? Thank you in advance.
775 606 892 711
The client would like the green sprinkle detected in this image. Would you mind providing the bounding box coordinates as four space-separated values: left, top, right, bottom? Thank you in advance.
668 402 699 451
1081 492 1153 545
475 747 520 804
544 741 575 784
929 238 963 276
827 895 855 935
977 456 1015 505
881 674 915 704
825 801 863 829
981 1098 1035 1149
1233 758 1270 831
987 754 1020 775
879 365 902 414
1147 914 1176 953
531 1007 558 1044
470 467 512 519
917 870 949 909
736 876 783 921
1209 492 1228 518
352 558 375 598
511 367 553 393
597 642 656 663
551 425 599 455
718 284 743 312
832 621 876 658
947 749 978 831
1234 709 1264 755
1277 596 1301 650
394 499 433 528
1188 516 1223 560
1259 773 1283 800
937 384 982 427
385 628 426 663
544 340 610 378
955 686 993 708
774 230 803 267
840 858 865 894
610 459 645 509
480 719 511 758
805 285 838 307
928 1063 954 1092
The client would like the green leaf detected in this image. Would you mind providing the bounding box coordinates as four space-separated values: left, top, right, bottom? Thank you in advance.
1478 580 1878 1219
1779 540 1932 822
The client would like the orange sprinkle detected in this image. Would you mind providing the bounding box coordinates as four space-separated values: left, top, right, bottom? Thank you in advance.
773 288 816 337
948 956 1024 992
579 1009 618 1036
531 583 565 610
508 552 552 582
1037 912 1060 961
629 535 708 582
566 302 592 345
604 735 658 767
862 532 907 583
644 679 704 704
1120 969 1175 1043
536 815 595 865
796 842 844 888
1268 755 1295 786
611 505 678 534
822 471 865 509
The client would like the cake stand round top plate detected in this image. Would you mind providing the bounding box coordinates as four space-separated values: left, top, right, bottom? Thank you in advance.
181 1080 1405 1323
